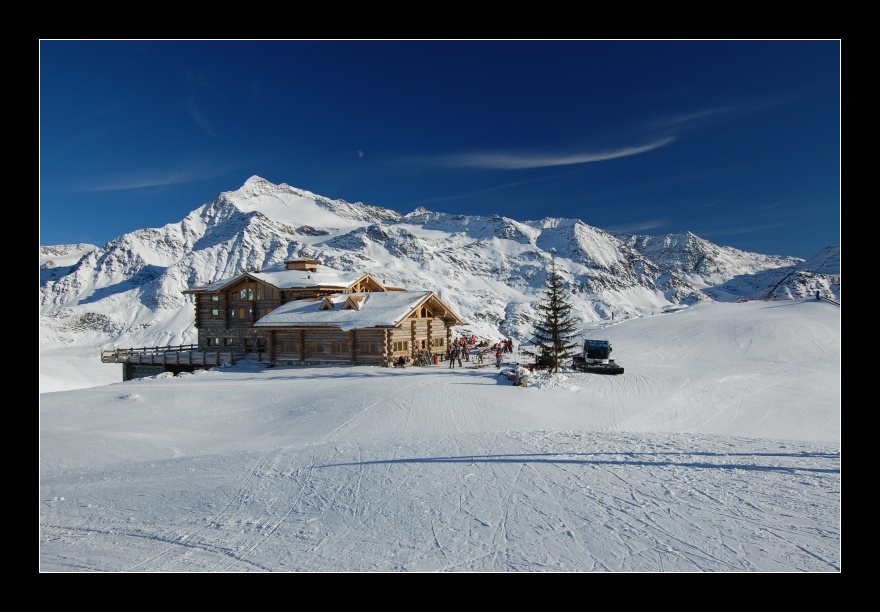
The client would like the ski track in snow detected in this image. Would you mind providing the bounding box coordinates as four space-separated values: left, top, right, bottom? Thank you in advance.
39 302 841 571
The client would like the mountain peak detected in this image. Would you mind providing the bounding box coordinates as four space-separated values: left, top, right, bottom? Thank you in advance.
39 178 841 353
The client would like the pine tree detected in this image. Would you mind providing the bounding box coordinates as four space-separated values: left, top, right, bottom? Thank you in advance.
522 252 581 373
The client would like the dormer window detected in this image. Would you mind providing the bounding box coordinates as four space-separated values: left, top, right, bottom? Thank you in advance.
343 295 364 310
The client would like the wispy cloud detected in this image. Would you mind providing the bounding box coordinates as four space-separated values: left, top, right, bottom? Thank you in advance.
413 166 593 207
187 98 217 139
186 69 219 139
699 220 794 238
606 220 668 234
436 138 675 170
73 164 238 193
653 106 739 131
650 97 793 134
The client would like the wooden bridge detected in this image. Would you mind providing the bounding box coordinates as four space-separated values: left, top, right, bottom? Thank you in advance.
100 343 237 371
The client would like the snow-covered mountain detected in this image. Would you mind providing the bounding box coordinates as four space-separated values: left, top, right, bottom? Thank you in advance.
39 175 841 353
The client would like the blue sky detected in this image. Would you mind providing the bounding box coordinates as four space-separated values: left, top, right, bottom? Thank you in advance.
39 40 840 260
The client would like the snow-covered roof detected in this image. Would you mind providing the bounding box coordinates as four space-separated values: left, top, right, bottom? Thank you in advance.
254 290 448 331
185 261 371 293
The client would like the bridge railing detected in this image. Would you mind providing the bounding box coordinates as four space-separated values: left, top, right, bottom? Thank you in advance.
100 344 236 366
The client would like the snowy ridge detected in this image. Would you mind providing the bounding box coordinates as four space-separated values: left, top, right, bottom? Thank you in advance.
39 176 840 353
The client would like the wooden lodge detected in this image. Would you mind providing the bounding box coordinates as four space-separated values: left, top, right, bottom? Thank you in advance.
102 258 466 379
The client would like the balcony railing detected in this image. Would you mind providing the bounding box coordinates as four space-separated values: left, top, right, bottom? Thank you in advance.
100 344 236 366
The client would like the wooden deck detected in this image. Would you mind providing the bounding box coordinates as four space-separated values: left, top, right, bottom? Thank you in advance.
100 344 236 367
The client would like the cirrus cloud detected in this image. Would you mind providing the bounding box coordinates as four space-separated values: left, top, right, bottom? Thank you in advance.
438 137 675 170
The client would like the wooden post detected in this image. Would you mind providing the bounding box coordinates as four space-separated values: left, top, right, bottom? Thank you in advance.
267 330 276 365
410 320 417 362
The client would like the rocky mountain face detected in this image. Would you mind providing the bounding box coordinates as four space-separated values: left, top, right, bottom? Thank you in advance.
39 176 841 350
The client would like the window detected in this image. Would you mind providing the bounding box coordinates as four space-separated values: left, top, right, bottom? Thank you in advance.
232 281 266 301
213 337 223 346
245 337 266 353
211 295 220 302
330 341 349 354
433 338 445 348
278 340 298 355
257 285 278 300
393 341 408 352
212 309 220 316
358 341 380 354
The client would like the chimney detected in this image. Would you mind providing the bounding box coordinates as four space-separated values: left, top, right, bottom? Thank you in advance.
285 258 321 272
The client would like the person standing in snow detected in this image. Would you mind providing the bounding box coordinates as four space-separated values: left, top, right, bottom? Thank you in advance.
495 348 503 369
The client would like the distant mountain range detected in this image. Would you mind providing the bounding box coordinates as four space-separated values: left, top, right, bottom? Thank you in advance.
39 176 841 351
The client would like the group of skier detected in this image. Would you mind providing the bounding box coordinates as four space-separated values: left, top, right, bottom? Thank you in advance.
443 335 516 369
438 335 527 386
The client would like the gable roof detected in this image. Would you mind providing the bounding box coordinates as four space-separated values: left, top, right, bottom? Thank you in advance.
343 295 365 310
253 291 465 332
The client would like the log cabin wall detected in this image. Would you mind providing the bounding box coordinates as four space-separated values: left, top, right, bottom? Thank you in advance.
410 320 420 357
298 328 348 366
193 291 270 353
352 329 386 366
192 298 455 366
431 317 449 355
193 280 286 352
273 330 302 363
271 328 387 366
385 317 452 364
410 318 434 357
283 289 318 302
266 330 276 363
193 293 230 348
387 327 412 364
